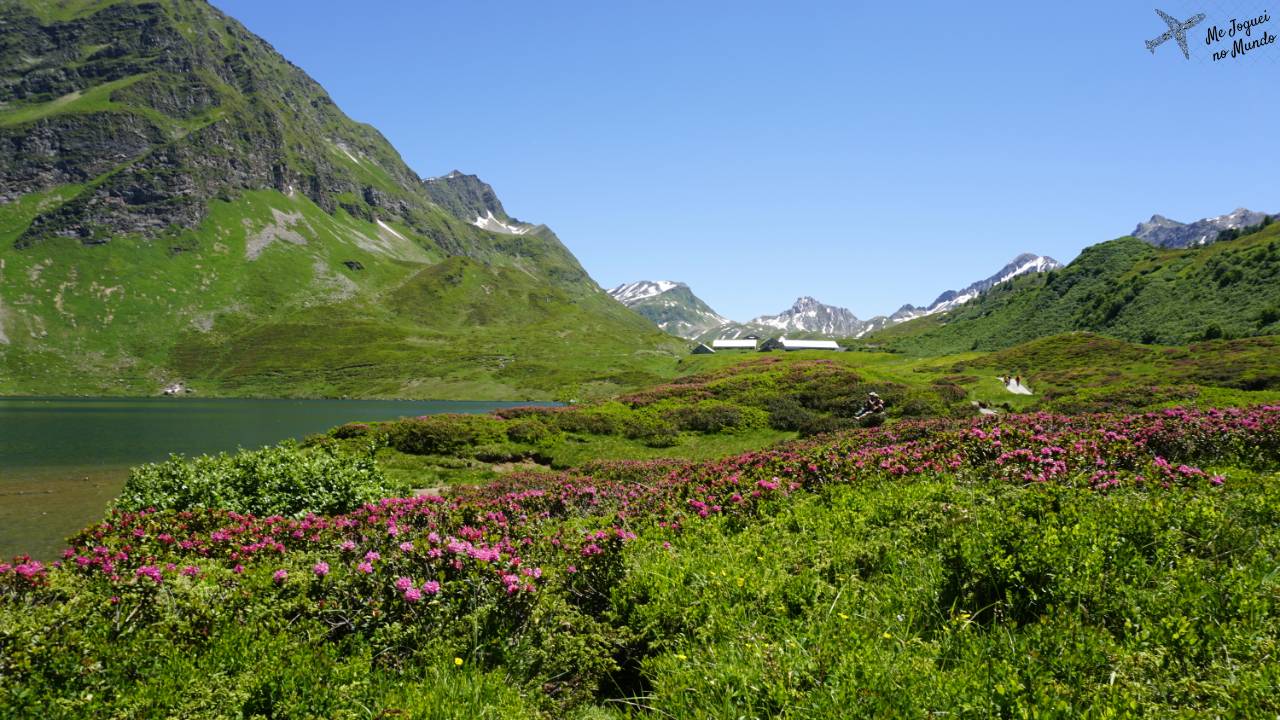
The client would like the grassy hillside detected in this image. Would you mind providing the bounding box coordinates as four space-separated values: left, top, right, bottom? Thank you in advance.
861 220 1280 355
0 188 681 399
0 0 681 398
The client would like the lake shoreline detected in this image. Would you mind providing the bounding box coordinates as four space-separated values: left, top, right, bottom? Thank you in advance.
0 397 556 560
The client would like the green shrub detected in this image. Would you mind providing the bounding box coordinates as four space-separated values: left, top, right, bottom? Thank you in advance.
331 422 373 439
550 402 630 436
386 415 506 455
472 443 535 463
929 381 969 404
765 396 819 431
116 442 403 517
621 412 681 447
505 418 557 446
798 415 858 437
664 401 768 434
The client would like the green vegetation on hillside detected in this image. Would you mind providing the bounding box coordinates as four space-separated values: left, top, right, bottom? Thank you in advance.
0 188 681 399
863 221 1280 355
116 441 402 517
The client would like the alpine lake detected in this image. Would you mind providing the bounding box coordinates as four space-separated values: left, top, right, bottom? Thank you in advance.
0 396 551 560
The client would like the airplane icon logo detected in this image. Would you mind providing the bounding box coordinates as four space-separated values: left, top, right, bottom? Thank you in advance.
1146 9 1207 59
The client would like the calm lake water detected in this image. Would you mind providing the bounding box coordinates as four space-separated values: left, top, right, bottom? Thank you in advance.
0 397 548 560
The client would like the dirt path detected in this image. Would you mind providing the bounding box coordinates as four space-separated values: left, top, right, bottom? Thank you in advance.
1004 379 1033 395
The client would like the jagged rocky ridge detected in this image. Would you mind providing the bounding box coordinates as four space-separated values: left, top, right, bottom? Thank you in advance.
1132 208 1272 249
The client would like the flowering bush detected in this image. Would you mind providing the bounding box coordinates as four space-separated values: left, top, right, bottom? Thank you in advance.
2 405 1277 715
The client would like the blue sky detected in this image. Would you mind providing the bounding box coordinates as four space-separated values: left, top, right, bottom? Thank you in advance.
213 0 1278 320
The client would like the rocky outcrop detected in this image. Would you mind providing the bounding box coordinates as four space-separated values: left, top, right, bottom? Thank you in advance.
1132 208 1272 248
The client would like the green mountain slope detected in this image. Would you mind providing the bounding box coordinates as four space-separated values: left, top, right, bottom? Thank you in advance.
0 0 681 398
866 220 1280 355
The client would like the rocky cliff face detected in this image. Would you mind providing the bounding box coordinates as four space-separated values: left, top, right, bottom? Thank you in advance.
1132 208 1272 248
2 1 411 245
424 171 532 235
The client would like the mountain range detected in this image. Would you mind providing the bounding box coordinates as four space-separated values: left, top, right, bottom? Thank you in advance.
0 0 681 399
610 253 1062 341
611 205 1275 343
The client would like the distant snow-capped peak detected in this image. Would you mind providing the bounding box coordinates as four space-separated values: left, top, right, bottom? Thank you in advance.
608 281 729 339
924 253 1061 315
749 297 865 336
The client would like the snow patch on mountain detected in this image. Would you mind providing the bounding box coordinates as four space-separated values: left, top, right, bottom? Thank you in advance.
920 254 1061 318
609 280 681 305
471 210 531 235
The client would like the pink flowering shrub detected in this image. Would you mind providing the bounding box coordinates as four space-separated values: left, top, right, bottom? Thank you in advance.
2 405 1276 712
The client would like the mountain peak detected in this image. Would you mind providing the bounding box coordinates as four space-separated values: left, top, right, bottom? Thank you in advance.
789 296 825 311
423 171 531 235
747 297 863 336
607 281 726 339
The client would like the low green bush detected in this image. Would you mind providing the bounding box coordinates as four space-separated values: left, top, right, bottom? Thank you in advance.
115 442 403 517
331 422 373 439
764 396 818 431
549 402 630 436
505 418 558 446
663 401 769 434
386 415 506 455
621 411 681 447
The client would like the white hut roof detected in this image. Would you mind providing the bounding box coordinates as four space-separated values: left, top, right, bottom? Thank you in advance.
779 338 841 350
711 339 758 348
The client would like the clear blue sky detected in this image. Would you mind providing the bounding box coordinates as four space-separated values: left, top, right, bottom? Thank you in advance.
212 0 1278 321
